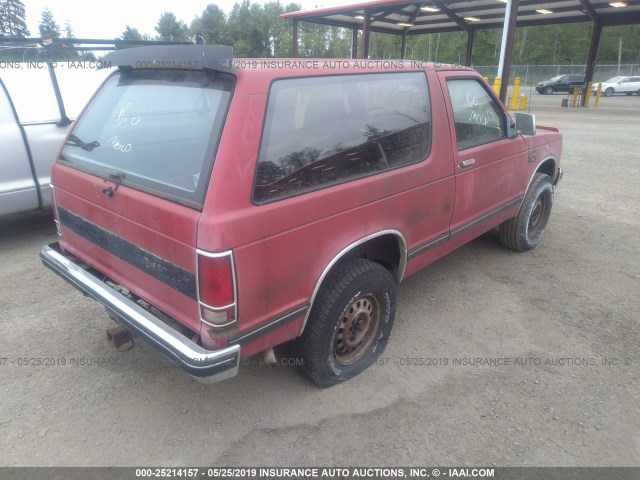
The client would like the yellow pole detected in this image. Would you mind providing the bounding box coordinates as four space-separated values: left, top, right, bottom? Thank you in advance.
595 83 602 107
483 76 489 83
571 87 579 107
584 82 592 107
510 76 521 110
519 95 527 110
493 77 501 95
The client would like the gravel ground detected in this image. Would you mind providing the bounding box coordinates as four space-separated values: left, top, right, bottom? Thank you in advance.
0 94 638 467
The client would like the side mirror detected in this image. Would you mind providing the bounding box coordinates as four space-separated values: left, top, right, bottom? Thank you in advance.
515 112 536 136
505 112 517 138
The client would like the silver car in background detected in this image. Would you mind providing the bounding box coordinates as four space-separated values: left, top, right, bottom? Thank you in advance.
591 75 640 97
0 65 110 217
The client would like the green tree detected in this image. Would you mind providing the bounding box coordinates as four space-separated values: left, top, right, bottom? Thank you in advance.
226 1 270 57
273 2 301 57
190 4 227 45
62 20 80 60
121 25 144 41
155 12 189 41
39 7 61 38
0 0 30 37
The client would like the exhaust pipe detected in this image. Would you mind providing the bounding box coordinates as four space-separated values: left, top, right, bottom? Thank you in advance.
261 347 277 366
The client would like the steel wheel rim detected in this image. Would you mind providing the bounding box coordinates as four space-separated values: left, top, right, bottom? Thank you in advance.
335 293 381 366
528 195 547 235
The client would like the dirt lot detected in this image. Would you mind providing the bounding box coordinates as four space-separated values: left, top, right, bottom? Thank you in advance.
1 94 638 467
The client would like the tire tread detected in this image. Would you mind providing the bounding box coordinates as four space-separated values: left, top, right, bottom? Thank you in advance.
300 259 393 387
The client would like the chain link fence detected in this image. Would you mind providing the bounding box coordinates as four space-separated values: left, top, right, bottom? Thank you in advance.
473 64 638 87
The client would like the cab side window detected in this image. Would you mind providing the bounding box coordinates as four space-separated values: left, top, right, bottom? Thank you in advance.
446 78 504 150
253 72 431 203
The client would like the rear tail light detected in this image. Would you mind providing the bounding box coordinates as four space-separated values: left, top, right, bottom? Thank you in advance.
196 250 237 328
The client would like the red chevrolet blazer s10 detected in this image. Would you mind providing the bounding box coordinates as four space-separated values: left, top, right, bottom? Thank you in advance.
41 45 562 387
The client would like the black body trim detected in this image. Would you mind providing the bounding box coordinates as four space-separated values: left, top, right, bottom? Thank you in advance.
407 233 449 260
228 304 309 346
407 195 524 260
58 208 197 300
449 195 523 238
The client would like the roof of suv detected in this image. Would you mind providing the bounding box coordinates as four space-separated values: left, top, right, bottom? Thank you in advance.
103 45 474 77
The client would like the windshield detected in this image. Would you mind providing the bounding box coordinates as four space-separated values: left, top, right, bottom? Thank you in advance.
549 75 564 81
604 76 624 83
60 69 233 209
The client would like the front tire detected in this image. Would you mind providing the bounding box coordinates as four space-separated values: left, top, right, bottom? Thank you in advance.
544 86 554 95
300 259 396 387
604 88 614 97
499 173 554 252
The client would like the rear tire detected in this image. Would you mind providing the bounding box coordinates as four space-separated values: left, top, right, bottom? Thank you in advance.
300 259 396 387
499 173 554 252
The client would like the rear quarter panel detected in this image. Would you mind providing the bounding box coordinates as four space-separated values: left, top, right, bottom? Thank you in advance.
198 68 456 356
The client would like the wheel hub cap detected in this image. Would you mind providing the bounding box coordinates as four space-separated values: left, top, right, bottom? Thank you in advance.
335 294 380 365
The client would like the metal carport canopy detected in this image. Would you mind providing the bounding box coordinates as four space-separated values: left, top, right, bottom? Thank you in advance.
281 0 640 104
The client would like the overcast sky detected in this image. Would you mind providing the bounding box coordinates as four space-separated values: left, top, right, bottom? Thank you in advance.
25 1 347 39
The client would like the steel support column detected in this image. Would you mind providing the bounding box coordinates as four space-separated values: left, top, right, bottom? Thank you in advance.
465 29 475 66
582 20 602 106
362 10 371 59
401 33 407 59
292 20 298 57
498 0 519 104
352 27 358 59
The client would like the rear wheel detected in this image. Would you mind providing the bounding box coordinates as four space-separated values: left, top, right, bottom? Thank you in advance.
499 173 554 252
604 88 614 97
300 258 396 387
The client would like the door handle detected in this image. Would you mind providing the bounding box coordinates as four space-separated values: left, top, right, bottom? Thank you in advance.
459 158 476 169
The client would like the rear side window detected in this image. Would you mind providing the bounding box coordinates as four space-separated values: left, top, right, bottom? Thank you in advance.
446 78 505 150
60 69 233 209
253 72 431 203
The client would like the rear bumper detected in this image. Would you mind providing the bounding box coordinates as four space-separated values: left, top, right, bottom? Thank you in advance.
40 243 240 384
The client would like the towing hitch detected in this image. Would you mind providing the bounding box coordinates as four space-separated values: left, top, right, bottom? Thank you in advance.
106 325 135 351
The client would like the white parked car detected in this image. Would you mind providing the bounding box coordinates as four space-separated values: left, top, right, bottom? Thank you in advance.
0 64 111 217
592 76 640 97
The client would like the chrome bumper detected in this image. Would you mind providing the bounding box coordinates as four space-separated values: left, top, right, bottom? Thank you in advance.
40 243 240 383
553 167 563 187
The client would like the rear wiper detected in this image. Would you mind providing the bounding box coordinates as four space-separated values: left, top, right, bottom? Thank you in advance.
66 134 100 152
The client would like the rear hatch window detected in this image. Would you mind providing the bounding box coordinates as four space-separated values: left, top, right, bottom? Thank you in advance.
59 69 233 209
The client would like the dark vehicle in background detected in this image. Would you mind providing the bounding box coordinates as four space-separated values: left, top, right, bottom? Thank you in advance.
536 74 585 95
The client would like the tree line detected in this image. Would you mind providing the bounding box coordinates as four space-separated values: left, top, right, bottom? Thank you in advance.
1 0 639 65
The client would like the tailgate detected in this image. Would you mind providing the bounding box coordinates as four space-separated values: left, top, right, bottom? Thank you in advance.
54 164 202 333
51 67 234 334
